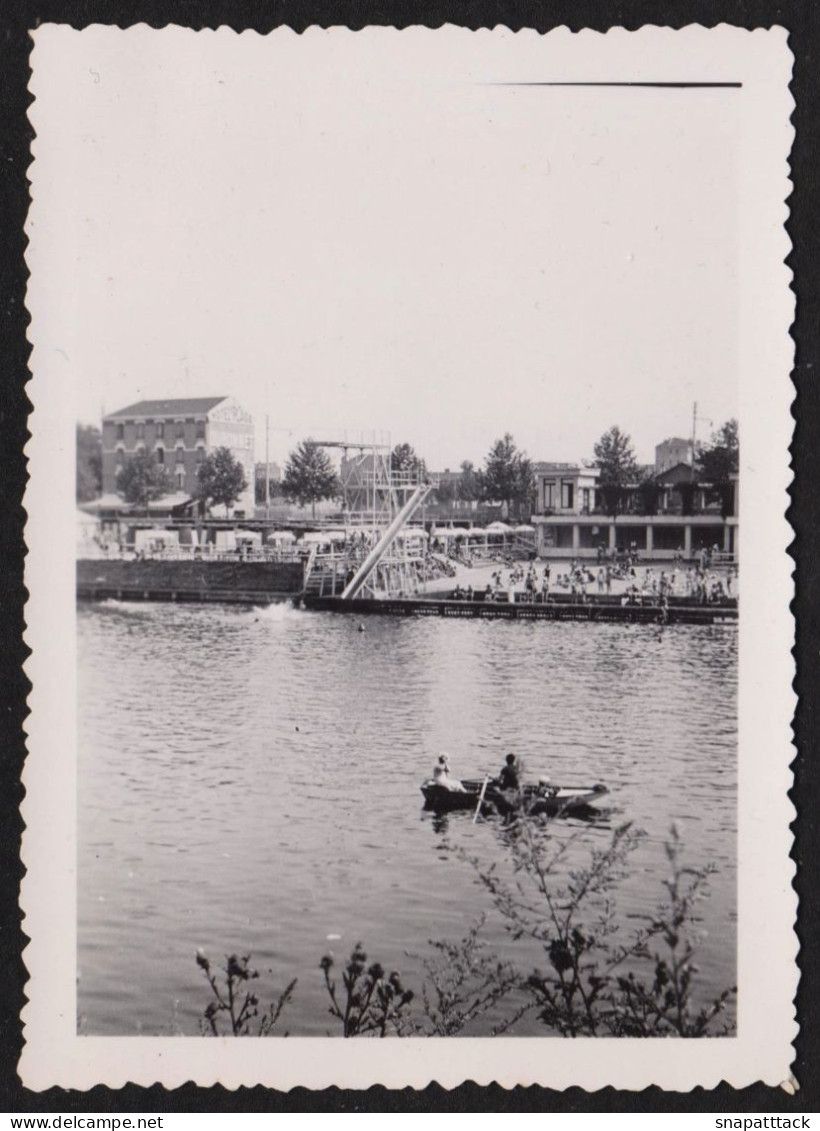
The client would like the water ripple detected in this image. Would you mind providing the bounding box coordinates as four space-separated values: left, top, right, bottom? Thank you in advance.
78 602 736 1036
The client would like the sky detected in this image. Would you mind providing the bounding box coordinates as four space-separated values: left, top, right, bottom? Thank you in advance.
31 27 739 470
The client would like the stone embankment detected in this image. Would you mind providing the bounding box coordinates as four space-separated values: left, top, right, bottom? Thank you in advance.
304 593 737 625
77 558 303 604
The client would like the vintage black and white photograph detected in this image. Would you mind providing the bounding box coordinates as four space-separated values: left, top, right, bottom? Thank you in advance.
22 25 795 1091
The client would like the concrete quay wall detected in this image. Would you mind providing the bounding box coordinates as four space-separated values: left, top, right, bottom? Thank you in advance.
304 595 737 625
77 558 304 603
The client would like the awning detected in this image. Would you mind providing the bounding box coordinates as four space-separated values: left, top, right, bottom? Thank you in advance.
147 493 194 511
300 530 346 543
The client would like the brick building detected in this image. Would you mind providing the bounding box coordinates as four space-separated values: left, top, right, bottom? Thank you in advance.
102 396 255 515
655 437 693 474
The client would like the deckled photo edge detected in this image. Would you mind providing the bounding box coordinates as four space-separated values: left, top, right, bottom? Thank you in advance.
20 22 796 1093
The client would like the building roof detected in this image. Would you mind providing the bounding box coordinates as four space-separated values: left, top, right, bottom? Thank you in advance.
532 461 599 476
104 397 228 420
654 462 698 483
78 491 194 511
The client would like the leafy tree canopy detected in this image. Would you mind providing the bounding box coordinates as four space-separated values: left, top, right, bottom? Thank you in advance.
481 433 534 518
116 449 172 509
255 471 283 506
282 440 340 518
697 419 738 519
77 423 102 503
593 426 639 489
196 446 249 516
433 477 457 506
458 460 482 503
390 443 426 479
697 419 739 485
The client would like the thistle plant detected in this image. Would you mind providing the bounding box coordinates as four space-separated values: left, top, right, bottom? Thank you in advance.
413 915 521 1036
475 818 736 1037
191 825 733 1039
320 943 414 1037
601 826 736 1037
196 950 296 1036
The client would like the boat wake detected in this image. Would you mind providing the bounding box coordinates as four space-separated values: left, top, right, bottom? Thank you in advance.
96 598 153 615
249 601 301 623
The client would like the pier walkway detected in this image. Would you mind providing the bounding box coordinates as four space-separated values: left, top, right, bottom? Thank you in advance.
303 594 737 625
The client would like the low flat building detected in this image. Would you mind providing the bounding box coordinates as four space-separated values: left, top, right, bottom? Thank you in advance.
532 462 600 516
532 512 737 559
653 461 710 513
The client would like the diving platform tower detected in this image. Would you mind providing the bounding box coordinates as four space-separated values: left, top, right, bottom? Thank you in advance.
301 433 435 600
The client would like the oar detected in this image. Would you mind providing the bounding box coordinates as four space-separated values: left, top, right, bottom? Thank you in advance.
553 782 607 792
472 774 492 823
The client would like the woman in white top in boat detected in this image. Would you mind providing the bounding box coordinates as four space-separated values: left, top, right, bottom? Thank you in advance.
432 753 467 792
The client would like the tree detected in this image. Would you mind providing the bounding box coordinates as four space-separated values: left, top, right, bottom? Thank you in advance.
195 447 249 517
458 460 482 503
697 419 739 519
255 473 282 506
518 455 535 518
390 443 425 480
593 426 639 518
282 439 340 519
481 433 533 519
636 465 660 516
116 450 172 510
433 478 457 507
77 423 102 502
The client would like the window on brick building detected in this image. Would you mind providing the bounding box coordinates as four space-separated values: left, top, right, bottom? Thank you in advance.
156 448 164 464
116 423 124 440
176 422 185 440
136 423 144 440
156 421 164 439
561 481 574 510
196 421 206 440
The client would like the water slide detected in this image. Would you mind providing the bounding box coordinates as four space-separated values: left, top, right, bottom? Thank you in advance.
341 482 433 600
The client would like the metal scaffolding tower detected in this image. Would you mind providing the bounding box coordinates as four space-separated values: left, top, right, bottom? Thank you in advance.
301 433 431 600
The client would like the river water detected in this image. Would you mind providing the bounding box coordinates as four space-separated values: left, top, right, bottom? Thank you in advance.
77 598 737 1037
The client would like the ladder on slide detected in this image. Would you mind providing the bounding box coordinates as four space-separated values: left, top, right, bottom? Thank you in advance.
302 544 321 595
341 482 433 600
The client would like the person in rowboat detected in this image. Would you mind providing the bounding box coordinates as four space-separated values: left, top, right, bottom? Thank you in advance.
536 775 559 798
495 753 520 792
432 753 467 792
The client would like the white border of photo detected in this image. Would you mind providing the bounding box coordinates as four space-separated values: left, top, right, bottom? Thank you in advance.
21 23 795 1091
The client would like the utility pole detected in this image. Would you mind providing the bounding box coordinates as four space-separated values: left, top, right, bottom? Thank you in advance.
690 401 698 483
265 414 271 520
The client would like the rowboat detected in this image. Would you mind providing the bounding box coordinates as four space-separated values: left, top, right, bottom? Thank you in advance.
420 777 609 816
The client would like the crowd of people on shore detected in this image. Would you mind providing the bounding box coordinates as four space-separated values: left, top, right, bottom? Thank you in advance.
448 555 737 606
